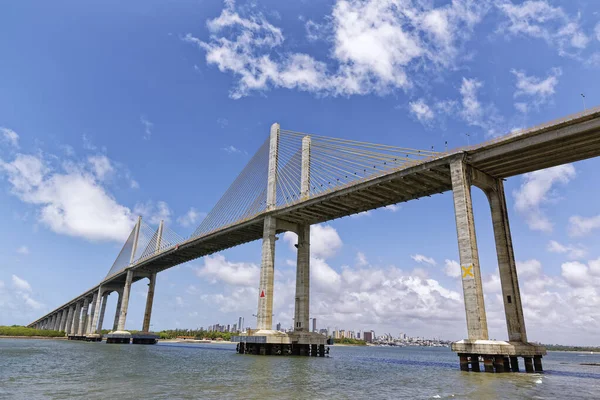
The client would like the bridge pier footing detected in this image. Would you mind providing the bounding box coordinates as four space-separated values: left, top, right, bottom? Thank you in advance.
233 331 327 357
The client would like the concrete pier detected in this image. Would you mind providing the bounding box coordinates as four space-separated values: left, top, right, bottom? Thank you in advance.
69 301 82 339
112 289 123 331
86 287 104 341
97 293 108 332
294 224 310 332
451 157 546 372
77 297 89 336
107 270 134 343
65 305 74 335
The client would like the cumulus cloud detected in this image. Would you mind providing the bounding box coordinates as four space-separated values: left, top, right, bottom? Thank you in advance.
0 153 136 242
11 275 31 292
547 240 586 260
87 155 114 181
197 254 260 287
283 224 343 260
569 214 600 237
511 67 561 112
512 164 576 232
409 99 434 122
497 0 589 56
411 254 436 266
456 77 502 135
186 0 488 98
356 252 368 267
1 127 19 148
444 259 461 278
177 207 206 228
134 201 172 225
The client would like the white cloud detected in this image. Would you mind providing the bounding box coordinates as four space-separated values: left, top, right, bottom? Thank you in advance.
11 275 32 292
411 254 436 266
561 261 590 288
444 259 461 278
0 153 136 242
547 240 586 260
384 204 400 212
87 155 114 181
409 99 434 122
284 224 343 260
140 116 153 140
350 210 371 218
134 201 172 225
197 254 260 287
459 77 483 126
516 259 542 279
177 207 206 227
569 214 600 237
356 252 368 267
16 245 29 255
222 145 241 154
186 0 488 98
309 224 342 259
512 164 576 232
512 67 561 111
497 0 589 56
1 127 19 147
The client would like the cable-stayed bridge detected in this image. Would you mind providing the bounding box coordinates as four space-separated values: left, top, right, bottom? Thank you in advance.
29 107 600 369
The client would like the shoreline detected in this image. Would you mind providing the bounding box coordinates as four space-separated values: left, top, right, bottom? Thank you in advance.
159 339 235 345
0 336 67 340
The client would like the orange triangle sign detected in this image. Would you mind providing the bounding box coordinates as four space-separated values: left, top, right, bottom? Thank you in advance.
260 290 265 298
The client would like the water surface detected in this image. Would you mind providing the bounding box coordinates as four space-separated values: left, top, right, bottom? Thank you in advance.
1 339 600 399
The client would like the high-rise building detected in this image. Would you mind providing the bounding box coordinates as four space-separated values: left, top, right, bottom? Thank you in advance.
238 317 242 332
312 318 317 332
276 322 282 331
363 331 373 343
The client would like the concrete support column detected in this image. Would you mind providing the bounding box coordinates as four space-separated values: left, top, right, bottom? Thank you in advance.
78 297 90 336
57 310 66 332
89 287 103 335
65 306 74 335
49 315 56 330
294 224 310 332
112 290 123 331
257 216 276 330
86 291 99 335
142 273 157 332
97 293 109 333
450 158 488 340
71 301 82 335
486 179 528 343
117 270 134 332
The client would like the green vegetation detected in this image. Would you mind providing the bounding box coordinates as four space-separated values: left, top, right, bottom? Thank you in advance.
334 338 366 345
0 325 65 338
157 329 233 341
545 344 600 352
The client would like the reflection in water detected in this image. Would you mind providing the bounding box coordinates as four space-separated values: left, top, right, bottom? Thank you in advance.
1 339 600 399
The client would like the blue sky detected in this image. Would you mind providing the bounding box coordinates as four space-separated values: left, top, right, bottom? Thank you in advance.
1 0 600 345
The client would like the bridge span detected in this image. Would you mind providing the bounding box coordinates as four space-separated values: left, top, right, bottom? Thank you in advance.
29 106 600 369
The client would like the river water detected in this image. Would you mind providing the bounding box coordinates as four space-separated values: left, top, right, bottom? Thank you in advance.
1 339 600 399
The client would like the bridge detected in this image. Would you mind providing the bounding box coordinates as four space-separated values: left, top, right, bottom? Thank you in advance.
28 106 600 370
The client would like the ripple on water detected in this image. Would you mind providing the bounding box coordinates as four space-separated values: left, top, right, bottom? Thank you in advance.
1 340 600 399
